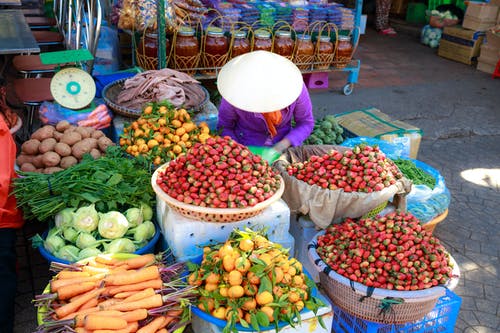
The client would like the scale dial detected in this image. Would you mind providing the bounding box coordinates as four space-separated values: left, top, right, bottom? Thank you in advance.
50 67 96 109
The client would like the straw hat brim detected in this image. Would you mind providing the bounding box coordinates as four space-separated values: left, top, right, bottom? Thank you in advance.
217 51 303 113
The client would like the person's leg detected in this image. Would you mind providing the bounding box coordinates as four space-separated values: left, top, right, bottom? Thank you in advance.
0 229 17 333
375 0 395 33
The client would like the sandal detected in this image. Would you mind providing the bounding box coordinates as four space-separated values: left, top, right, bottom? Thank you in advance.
378 27 397 36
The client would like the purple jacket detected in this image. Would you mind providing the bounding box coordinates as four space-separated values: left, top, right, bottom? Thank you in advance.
217 83 314 147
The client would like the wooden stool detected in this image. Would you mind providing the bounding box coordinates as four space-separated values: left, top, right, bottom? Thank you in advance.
13 78 53 135
12 54 59 78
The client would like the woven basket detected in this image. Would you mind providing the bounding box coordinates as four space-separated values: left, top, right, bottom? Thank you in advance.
135 49 158 71
102 78 210 118
308 230 460 324
151 163 285 223
422 209 448 234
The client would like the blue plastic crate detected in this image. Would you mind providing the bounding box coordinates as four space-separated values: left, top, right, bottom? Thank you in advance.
331 289 461 333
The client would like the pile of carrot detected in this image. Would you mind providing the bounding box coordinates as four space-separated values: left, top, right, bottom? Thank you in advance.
35 253 195 333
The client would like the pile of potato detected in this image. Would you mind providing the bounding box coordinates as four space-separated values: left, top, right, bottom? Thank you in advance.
16 120 115 174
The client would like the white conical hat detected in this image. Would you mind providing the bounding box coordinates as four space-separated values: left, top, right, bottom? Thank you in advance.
217 51 303 113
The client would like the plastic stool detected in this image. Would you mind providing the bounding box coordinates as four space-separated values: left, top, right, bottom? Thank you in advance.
303 72 329 89
493 59 500 79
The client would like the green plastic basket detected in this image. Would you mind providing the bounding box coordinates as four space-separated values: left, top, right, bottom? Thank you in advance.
248 146 280 164
362 201 388 219
406 3 428 24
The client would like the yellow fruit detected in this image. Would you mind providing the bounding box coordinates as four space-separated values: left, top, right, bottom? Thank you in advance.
238 239 254 252
292 275 303 287
181 133 190 142
143 105 153 114
259 253 273 266
172 144 182 154
227 285 244 298
206 272 220 285
175 127 186 136
223 255 235 272
225 308 243 322
212 307 226 319
205 283 218 292
241 298 257 311
247 271 260 285
288 266 297 276
171 119 182 128
294 300 304 312
228 270 243 286
219 286 229 297
256 291 273 306
260 306 275 322
235 257 250 274
273 286 283 297
243 282 258 296
188 272 202 286
198 297 214 312
219 243 234 258
147 139 159 149
288 291 300 303
282 273 292 284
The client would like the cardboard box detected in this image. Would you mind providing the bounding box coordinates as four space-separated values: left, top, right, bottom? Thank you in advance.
486 29 500 48
438 26 485 65
478 43 500 65
462 3 499 31
477 60 497 73
334 108 422 159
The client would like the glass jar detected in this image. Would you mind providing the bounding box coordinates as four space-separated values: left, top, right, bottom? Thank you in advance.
137 33 171 70
334 35 353 68
175 26 199 71
273 31 294 58
294 34 314 69
315 35 334 69
253 29 272 52
203 27 228 75
231 30 250 58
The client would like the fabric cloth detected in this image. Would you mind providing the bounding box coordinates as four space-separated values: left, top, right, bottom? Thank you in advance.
262 111 283 138
0 228 17 333
375 0 392 30
217 83 314 147
0 118 23 229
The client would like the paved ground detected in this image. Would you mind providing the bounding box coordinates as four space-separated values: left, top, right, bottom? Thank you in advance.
11 28 500 332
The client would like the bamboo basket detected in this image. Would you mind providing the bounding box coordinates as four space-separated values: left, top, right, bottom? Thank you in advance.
332 27 359 69
312 21 338 70
200 11 230 76
422 209 448 234
171 12 202 75
272 21 295 62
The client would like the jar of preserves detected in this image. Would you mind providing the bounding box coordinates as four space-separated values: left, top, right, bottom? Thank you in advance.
202 27 228 75
273 31 294 59
175 26 199 73
231 30 250 58
315 35 334 70
253 29 272 52
333 35 353 68
137 33 171 70
294 34 314 70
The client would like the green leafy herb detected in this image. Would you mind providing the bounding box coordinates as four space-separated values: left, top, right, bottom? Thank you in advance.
393 159 436 189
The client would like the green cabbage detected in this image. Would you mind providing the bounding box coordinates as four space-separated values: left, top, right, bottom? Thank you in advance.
105 238 136 253
54 208 75 228
78 247 102 260
76 232 99 249
133 221 156 242
57 245 80 261
73 204 99 233
98 211 129 239
124 208 143 227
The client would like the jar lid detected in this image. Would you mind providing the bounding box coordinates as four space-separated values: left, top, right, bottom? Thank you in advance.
319 35 331 42
276 31 292 38
144 33 158 39
297 34 311 41
338 35 351 41
178 26 195 36
254 29 271 39
231 30 247 38
207 27 225 36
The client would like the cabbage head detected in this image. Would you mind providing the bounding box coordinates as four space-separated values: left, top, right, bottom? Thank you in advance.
73 204 99 233
98 211 129 239
62 227 79 243
133 221 156 242
44 233 66 255
76 232 99 249
124 208 143 227
140 203 153 221
105 238 136 253
54 208 75 228
57 245 80 262
78 247 102 260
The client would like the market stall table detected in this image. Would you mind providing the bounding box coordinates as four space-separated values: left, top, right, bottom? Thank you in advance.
0 0 21 7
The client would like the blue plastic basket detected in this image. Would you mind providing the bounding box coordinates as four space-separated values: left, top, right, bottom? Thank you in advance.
331 289 461 333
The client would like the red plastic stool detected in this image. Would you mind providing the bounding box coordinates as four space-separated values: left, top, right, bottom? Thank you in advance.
303 72 329 89
493 59 500 79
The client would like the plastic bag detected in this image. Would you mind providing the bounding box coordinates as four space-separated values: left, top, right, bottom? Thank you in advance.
421 25 442 48
39 101 113 130
342 136 408 160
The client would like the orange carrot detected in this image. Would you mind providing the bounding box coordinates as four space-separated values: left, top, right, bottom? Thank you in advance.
55 288 104 319
60 307 99 320
95 255 120 266
156 329 167 333
74 328 92 333
84 314 128 330
50 274 105 292
93 321 139 333
57 271 91 279
107 279 163 295
78 297 99 311
136 316 167 333
114 254 156 269
104 266 160 286
57 281 97 300
122 288 157 303
114 291 137 299
104 294 163 312
74 310 125 325
121 309 148 322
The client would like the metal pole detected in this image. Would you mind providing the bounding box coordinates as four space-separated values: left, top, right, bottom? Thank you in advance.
157 0 167 69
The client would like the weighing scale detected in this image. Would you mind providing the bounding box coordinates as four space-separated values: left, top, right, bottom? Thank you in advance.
41 49 97 112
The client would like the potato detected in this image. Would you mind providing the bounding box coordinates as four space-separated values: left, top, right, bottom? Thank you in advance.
39 138 57 154
42 151 61 167
75 126 92 139
21 139 40 155
64 126 76 133
71 141 93 159
60 131 82 146
16 153 33 166
82 138 98 150
89 149 101 159
53 131 64 141
55 120 71 132
91 130 105 139
43 167 64 174
32 155 44 168
60 156 78 169
54 142 72 157
20 163 36 172
31 125 55 141
97 136 114 152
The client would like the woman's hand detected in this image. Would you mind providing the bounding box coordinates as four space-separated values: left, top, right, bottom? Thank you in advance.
273 138 291 153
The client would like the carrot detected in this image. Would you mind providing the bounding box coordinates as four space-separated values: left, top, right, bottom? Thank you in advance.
55 288 104 319
95 255 120 266
93 322 139 333
74 328 92 333
107 279 163 295
156 329 167 333
105 266 160 286
121 309 148 322
114 291 137 299
75 310 125 325
84 314 128 330
78 297 99 311
122 288 157 303
114 254 156 269
60 307 99 320
104 294 163 312
57 271 91 279
136 316 167 333
57 281 97 300
50 274 105 292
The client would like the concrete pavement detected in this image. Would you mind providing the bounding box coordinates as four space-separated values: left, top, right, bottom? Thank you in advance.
12 28 500 332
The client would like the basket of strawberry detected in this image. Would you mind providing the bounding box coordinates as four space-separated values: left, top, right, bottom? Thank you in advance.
274 144 412 228
152 136 284 223
308 211 460 324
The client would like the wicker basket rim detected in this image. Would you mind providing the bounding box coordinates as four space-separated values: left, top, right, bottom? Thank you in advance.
308 229 460 300
151 162 285 215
